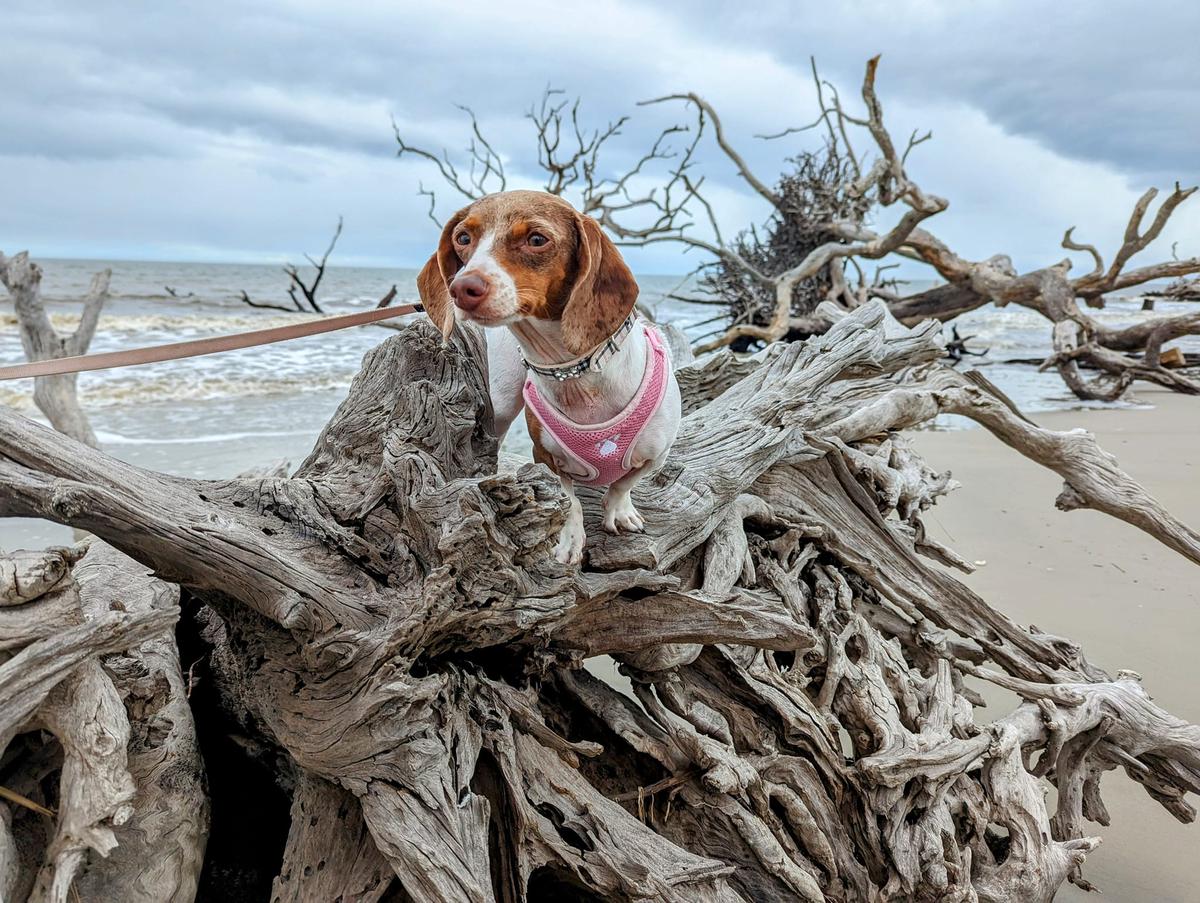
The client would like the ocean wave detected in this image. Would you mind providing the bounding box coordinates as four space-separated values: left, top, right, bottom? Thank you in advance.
104 292 397 308
0 371 352 411
94 428 316 445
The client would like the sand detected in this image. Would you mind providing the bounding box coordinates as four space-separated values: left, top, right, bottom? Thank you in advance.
909 387 1200 902
3 387 1198 897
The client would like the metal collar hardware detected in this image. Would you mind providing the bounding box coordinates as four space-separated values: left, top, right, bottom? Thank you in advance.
521 314 638 381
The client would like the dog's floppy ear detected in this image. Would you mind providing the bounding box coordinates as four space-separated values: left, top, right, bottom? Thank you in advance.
417 205 469 340
561 213 639 355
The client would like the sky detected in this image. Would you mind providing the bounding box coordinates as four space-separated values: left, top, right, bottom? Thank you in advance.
2 0 1197 276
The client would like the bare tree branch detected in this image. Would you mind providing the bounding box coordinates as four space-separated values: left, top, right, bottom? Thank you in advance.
1061 226 1104 279
641 92 783 207
693 56 946 353
282 216 342 314
393 106 507 210
237 289 297 313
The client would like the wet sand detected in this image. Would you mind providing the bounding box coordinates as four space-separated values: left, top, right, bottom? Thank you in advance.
910 387 1200 902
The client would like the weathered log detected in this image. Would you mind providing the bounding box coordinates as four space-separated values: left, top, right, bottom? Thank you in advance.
0 543 206 902
71 544 208 903
0 302 1198 900
269 774 393 903
1144 275 1200 303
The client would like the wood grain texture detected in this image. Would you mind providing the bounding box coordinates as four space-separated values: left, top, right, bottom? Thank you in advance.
0 303 1197 900
0 542 201 903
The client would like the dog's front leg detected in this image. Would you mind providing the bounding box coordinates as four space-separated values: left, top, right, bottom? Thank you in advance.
554 473 586 565
602 463 650 534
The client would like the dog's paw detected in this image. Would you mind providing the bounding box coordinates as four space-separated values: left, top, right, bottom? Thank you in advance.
554 521 586 565
602 497 645 534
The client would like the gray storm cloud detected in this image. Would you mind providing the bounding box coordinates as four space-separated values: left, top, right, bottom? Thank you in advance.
2 0 1197 273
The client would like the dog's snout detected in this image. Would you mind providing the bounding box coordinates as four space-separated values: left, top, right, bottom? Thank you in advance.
450 272 491 310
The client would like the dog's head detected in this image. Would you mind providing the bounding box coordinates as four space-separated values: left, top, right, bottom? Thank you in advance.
417 190 638 355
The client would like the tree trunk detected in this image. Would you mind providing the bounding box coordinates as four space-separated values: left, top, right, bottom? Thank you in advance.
0 251 110 449
1 302 1198 900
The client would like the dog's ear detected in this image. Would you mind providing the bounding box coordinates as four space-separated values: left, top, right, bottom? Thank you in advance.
417 205 469 340
561 213 639 355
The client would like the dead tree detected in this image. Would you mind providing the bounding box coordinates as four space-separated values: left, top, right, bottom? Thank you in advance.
1 302 1199 900
0 252 110 448
238 217 344 313
398 63 1200 401
655 58 1200 405
395 88 707 247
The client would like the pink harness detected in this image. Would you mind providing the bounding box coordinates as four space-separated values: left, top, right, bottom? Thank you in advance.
523 324 669 488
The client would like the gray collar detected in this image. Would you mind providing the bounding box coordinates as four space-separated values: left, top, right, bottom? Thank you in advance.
521 314 639 381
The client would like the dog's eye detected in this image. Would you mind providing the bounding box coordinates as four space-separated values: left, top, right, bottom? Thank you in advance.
527 232 549 248
455 232 471 246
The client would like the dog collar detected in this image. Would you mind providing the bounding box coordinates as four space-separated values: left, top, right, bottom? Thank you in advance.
521 314 638 381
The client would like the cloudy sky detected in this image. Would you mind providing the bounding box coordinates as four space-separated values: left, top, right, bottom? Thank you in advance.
2 0 1197 275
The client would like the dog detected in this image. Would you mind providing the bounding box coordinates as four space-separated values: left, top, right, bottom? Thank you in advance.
417 190 682 565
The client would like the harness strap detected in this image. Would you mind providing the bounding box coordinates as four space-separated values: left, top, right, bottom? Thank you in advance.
0 303 423 381
524 324 670 488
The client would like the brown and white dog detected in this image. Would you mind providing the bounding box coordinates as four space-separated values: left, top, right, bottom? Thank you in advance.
417 190 681 564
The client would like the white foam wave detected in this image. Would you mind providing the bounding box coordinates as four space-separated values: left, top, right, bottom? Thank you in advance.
94 428 316 446
0 371 352 410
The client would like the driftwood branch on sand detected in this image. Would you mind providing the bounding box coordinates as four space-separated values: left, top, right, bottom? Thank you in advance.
1 302 1198 900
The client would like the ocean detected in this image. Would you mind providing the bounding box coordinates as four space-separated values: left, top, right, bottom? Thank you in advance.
1 257 1189 547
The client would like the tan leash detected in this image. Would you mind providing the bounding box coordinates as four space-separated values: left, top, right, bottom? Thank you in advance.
0 303 423 381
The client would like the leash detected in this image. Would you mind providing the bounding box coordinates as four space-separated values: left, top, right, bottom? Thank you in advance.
0 302 423 381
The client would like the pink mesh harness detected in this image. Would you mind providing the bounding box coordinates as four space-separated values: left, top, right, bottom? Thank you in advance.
523 324 669 488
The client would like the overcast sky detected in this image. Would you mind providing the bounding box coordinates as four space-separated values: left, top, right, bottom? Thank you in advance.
2 0 1197 275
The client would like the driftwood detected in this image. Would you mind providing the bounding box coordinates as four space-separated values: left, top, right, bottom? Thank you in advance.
1 542 206 903
395 88 703 246
0 252 110 448
237 217 344 314
1 302 1198 900
397 59 1200 402
673 59 1200 404
1144 274 1200 306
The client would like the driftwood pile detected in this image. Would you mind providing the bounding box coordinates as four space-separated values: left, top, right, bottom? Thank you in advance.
670 60 1200 405
1 543 205 902
1 302 1199 901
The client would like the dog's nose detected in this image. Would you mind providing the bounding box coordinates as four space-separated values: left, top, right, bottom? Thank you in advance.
449 272 491 311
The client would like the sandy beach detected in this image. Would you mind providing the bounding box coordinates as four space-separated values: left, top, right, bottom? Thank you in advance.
911 387 1200 902
2 384 1197 899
